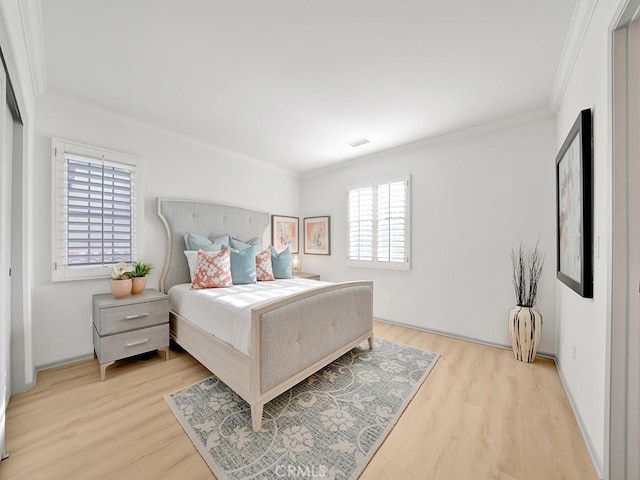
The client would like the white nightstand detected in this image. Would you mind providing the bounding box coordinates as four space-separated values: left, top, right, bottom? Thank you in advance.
92 289 170 381
294 272 321 281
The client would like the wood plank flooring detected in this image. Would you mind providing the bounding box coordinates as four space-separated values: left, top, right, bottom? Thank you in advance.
1 322 597 479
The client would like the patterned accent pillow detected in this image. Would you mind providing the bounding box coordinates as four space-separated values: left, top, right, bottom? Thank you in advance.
256 248 275 281
184 249 223 282
191 248 233 289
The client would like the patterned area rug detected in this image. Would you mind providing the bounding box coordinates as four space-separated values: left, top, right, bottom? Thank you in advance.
166 339 439 480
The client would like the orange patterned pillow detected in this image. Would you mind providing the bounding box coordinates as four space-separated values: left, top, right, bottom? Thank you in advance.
256 248 275 281
191 248 233 289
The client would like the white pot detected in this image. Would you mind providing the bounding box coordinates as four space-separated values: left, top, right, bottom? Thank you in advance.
508 306 542 363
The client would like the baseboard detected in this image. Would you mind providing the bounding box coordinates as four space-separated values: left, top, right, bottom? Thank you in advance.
8 367 37 395
35 353 95 375
10 358 91 396
374 317 555 359
9 376 36 395
556 361 604 479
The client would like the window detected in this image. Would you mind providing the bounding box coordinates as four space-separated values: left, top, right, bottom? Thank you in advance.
347 175 410 269
52 138 141 281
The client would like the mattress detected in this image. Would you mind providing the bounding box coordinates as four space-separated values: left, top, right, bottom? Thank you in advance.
168 278 331 356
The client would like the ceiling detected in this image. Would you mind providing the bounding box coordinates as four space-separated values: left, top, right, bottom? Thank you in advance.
40 0 577 174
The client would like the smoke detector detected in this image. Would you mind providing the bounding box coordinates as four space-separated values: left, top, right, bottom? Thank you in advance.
347 137 370 147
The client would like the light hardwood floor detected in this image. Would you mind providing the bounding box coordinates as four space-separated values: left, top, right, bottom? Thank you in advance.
1 322 598 480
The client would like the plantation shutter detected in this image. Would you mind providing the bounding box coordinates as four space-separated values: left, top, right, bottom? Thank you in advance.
347 175 410 269
348 186 374 261
377 180 407 263
52 139 139 281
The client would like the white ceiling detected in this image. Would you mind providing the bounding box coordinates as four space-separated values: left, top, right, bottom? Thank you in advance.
40 0 576 173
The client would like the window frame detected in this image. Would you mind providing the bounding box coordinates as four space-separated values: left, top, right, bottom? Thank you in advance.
51 138 142 282
346 174 411 270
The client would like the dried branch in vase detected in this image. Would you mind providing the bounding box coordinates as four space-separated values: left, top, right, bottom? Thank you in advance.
511 241 544 308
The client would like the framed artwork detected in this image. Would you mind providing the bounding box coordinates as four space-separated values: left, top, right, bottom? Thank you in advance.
556 108 593 298
271 215 299 254
304 216 331 255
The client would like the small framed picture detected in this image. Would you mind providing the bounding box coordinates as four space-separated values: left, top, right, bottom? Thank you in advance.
271 215 299 254
304 216 331 255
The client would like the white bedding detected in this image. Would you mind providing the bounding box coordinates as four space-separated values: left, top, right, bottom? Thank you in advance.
168 278 331 356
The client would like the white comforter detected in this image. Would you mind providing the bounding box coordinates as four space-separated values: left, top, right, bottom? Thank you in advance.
168 278 331 356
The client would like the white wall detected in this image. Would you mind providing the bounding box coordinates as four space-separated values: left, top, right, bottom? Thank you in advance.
32 96 301 368
554 0 624 474
302 114 558 354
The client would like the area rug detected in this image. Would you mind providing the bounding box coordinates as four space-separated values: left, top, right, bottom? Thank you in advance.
166 339 439 480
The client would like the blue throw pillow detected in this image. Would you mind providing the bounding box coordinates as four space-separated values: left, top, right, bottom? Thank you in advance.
270 246 293 279
230 236 262 252
214 233 231 246
229 245 257 284
184 232 229 252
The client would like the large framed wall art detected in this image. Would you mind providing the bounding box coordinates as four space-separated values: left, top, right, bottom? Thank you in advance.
555 108 593 298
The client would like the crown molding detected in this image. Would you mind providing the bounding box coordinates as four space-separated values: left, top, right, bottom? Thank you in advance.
303 107 555 179
549 0 599 112
38 93 300 178
18 0 47 97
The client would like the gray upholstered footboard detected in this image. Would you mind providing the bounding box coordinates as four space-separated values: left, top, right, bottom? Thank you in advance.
248 281 374 430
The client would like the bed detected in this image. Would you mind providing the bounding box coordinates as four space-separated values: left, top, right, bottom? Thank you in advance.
156 198 374 431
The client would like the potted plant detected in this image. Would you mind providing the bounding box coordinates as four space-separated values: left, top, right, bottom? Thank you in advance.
130 261 153 295
111 261 134 299
509 241 545 363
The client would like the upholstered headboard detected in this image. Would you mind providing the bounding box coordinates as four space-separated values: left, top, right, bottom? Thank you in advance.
156 198 270 293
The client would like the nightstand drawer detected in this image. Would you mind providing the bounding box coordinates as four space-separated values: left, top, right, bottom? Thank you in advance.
93 323 169 364
96 298 169 335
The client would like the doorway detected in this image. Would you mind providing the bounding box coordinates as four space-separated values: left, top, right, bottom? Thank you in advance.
0 52 11 460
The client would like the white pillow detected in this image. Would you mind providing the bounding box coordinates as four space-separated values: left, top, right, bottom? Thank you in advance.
184 251 198 281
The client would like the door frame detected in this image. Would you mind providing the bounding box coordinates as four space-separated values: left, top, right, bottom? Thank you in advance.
0 11 35 394
609 2 640 478
0 51 8 461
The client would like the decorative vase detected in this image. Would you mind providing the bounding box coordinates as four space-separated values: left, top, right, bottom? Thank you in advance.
508 306 542 363
131 277 146 295
111 279 132 299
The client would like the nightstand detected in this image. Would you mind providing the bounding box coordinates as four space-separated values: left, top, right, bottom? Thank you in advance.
92 289 170 381
294 271 321 281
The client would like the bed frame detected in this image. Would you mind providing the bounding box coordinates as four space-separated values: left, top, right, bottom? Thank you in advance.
157 198 373 431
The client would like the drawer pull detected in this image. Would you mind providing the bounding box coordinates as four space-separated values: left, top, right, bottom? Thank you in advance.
126 338 150 347
124 312 150 320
